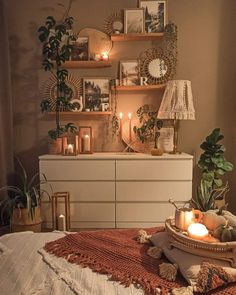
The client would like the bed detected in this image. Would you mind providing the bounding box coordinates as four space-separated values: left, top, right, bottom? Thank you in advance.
1 229 236 295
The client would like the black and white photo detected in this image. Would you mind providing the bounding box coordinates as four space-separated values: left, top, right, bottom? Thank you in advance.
83 78 110 111
71 36 89 61
120 60 140 86
124 8 145 34
139 0 167 33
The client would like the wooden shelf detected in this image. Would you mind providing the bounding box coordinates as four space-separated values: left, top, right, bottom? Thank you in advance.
56 60 112 69
111 33 164 42
47 111 112 116
112 84 166 91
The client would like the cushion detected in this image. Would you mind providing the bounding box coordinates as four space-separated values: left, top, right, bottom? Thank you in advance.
150 232 236 293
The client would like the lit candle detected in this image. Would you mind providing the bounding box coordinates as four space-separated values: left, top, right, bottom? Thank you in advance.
67 144 74 154
82 134 90 152
128 112 132 142
119 112 123 138
187 223 209 240
101 52 109 61
58 214 66 231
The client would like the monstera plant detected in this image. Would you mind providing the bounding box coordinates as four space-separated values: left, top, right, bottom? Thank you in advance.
192 128 233 211
38 14 77 153
133 104 163 155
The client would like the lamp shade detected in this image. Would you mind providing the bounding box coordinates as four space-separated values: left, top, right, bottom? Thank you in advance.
158 80 195 120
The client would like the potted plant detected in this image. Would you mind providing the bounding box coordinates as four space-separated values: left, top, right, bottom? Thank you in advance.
191 128 234 211
0 158 51 232
133 104 163 155
38 13 77 154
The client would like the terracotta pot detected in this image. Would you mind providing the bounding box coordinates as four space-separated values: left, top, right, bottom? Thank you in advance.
11 207 42 233
151 148 164 156
48 138 62 154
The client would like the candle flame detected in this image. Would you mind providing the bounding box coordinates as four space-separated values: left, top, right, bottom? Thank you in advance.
119 112 123 119
128 112 132 119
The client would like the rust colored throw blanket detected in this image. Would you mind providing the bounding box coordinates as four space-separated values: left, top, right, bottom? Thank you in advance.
44 227 186 295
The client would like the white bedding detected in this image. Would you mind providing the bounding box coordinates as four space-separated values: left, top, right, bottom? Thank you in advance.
0 231 148 295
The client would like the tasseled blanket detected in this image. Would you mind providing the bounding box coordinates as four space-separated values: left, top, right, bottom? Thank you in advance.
44 227 186 295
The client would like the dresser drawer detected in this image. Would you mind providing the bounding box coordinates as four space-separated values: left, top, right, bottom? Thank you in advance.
41 203 115 223
116 160 192 180
45 181 115 201
116 181 192 201
116 203 183 223
40 160 115 180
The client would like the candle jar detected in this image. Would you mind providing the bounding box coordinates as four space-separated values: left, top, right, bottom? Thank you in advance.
175 208 203 231
62 133 79 156
79 126 93 154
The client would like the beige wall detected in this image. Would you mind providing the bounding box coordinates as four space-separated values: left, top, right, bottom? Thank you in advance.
6 1 236 210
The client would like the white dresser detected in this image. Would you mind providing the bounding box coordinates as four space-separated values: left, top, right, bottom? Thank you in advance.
39 153 193 229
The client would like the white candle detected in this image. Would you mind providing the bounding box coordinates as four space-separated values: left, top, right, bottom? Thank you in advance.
82 135 90 152
67 144 74 154
119 112 123 138
128 113 132 142
58 214 66 231
187 223 208 240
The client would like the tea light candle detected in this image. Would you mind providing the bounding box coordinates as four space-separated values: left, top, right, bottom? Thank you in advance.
101 52 109 61
67 144 74 154
58 214 66 231
82 134 90 152
187 223 209 240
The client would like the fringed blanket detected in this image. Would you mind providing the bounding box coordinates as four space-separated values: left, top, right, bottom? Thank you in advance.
44 227 186 295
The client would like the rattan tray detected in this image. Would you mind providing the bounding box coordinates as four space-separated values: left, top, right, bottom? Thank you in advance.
165 218 236 267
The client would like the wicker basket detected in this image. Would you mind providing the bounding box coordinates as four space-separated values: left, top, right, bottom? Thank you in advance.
165 218 236 267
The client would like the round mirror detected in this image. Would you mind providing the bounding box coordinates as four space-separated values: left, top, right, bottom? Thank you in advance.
148 58 168 79
113 21 123 32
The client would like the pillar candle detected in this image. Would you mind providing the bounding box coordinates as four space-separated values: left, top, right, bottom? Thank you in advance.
67 144 74 154
58 214 66 231
119 112 123 138
128 112 132 142
82 135 90 152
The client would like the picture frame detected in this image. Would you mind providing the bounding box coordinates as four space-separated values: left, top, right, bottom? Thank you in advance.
71 36 89 61
119 60 140 86
83 78 111 112
158 126 174 152
139 0 167 33
124 8 145 34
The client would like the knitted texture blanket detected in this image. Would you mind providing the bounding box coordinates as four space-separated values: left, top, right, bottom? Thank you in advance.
44 227 186 295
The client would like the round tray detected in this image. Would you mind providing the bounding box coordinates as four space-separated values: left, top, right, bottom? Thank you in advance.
165 218 236 267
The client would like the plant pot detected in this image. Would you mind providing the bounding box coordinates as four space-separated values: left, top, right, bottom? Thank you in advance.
48 138 62 154
11 207 42 233
151 148 164 156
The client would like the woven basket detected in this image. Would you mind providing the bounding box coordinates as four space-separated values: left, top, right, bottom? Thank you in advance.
165 218 236 267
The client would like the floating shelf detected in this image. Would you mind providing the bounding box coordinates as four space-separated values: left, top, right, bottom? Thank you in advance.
112 85 166 91
55 60 112 69
111 33 164 42
47 111 112 116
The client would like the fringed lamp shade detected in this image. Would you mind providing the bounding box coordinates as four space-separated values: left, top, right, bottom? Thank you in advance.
158 80 195 120
158 80 195 153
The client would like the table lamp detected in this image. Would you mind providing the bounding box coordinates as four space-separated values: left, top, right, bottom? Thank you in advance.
157 80 195 153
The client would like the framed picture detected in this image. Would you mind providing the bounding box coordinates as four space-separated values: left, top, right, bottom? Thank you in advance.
124 8 145 34
158 127 174 152
120 60 140 86
139 0 167 33
83 78 110 112
71 36 89 61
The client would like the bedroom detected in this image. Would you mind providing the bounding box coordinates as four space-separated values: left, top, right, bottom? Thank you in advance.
0 0 236 294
